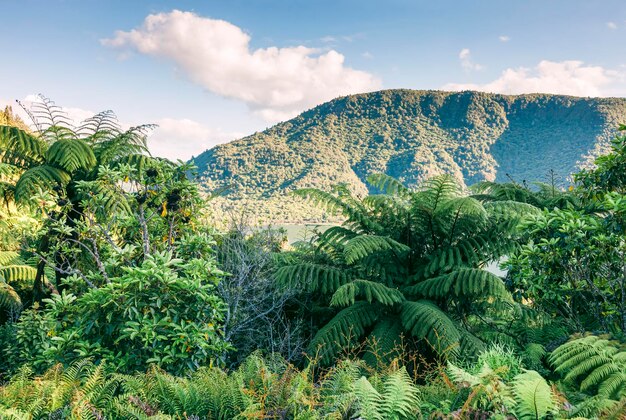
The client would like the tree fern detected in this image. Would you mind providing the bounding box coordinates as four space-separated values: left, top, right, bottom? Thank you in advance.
280 173 530 366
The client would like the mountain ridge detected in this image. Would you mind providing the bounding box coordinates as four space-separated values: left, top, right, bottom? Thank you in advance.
194 89 626 221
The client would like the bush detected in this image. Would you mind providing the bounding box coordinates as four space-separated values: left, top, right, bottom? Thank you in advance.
5 250 231 375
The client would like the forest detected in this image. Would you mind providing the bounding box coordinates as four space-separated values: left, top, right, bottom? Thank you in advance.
2 98 626 419
197 90 626 223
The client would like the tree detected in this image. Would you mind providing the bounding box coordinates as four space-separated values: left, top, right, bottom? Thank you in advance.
0 96 154 294
276 174 532 365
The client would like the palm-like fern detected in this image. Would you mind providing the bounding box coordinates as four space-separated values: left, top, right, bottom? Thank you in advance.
278 174 532 365
550 334 626 401
0 96 157 292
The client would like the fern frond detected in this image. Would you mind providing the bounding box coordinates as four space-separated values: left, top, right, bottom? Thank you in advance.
400 300 461 356
352 376 383 420
363 317 404 367
46 139 96 173
14 165 70 202
309 302 380 364
550 335 626 400
406 268 510 300
343 235 410 264
512 370 557 420
330 279 405 307
380 367 420 419
275 263 353 294
367 173 409 196
0 125 46 168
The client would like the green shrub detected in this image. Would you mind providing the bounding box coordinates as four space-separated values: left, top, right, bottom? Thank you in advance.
5 251 231 375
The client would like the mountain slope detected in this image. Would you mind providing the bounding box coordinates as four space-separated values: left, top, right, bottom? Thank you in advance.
194 89 626 221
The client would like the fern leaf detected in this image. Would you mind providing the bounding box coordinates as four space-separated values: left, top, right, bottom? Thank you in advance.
330 279 405 307
512 370 557 420
14 165 70 202
380 367 420 419
275 263 353 294
343 235 410 264
407 268 510 301
353 376 383 420
400 300 461 356
309 302 380 364
367 173 409 196
46 139 96 173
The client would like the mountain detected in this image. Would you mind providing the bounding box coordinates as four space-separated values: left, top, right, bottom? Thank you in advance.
194 89 626 222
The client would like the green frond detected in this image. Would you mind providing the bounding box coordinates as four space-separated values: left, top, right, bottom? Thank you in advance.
424 231 511 276
363 317 404 367
0 265 38 283
367 173 409 196
406 268 510 300
330 279 405 307
352 376 383 420
295 188 382 232
275 263 354 294
0 125 46 168
379 367 420 419
77 110 121 138
400 300 461 356
343 235 410 264
309 301 380 364
512 370 557 420
46 139 96 173
14 165 70 202
0 251 20 265
550 335 626 400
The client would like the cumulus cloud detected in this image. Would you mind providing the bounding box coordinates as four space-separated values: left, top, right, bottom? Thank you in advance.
444 60 626 97
148 118 242 161
102 10 381 122
607 21 618 30
459 48 484 71
499 35 510 42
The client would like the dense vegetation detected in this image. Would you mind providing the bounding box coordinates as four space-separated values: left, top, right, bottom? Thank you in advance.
2 97 626 418
197 89 626 223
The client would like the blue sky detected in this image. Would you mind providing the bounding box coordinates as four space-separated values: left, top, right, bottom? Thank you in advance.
2 0 626 160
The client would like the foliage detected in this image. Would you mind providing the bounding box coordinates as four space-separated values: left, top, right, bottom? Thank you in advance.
0 354 420 419
4 250 230 375
276 174 532 365
446 345 560 419
197 90 626 222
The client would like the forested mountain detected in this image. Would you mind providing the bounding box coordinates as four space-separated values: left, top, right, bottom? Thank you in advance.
195 90 626 221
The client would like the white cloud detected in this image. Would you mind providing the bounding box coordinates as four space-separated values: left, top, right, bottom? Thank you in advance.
362 51 374 59
499 35 510 42
1 96 234 161
459 48 484 71
1 95 95 129
607 21 618 30
102 10 381 123
443 60 626 97
148 118 242 161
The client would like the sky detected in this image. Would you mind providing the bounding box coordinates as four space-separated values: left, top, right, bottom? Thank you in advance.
2 0 626 160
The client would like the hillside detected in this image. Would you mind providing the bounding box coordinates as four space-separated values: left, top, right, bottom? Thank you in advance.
194 89 626 222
